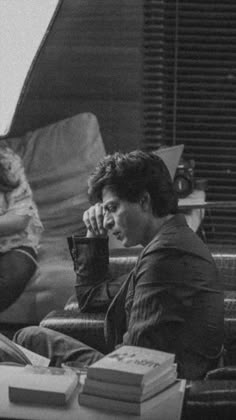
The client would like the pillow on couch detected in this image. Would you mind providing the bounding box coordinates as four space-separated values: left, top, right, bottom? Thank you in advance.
6 112 105 238
0 113 106 324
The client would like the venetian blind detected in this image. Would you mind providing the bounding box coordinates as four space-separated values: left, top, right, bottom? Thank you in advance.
143 0 236 244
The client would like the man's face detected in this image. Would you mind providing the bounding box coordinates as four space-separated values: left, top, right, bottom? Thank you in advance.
102 187 147 247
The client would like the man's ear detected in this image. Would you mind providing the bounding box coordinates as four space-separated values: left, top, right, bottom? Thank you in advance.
140 192 152 211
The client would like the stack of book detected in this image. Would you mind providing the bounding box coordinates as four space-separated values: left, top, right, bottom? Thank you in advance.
79 345 185 416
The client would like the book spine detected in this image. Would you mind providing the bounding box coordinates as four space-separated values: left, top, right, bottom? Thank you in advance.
79 392 141 415
9 387 67 406
87 369 143 386
79 380 185 416
83 372 177 402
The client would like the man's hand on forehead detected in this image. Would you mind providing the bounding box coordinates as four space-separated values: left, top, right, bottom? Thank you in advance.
83 203 107 238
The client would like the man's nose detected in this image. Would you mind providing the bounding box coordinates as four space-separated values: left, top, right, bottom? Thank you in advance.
103 213 114 230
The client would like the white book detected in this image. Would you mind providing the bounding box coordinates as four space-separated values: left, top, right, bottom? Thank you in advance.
8 365 78 406
14 344 50 367
0 332 50 367
79 379 186 416
86 345 175 386
83 364 177 402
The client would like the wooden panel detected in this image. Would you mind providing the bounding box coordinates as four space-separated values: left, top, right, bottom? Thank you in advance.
6 0 143 153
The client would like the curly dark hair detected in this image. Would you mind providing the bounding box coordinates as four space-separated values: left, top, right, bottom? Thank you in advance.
88 150 178 217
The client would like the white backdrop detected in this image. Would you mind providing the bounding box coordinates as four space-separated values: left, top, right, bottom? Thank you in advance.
0 0 59 136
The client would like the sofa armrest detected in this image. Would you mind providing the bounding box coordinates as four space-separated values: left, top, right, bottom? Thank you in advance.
182 378 236 420
40 309 107 354
205 366 236 380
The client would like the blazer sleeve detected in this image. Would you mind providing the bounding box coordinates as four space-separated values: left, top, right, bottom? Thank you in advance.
68 236 125 312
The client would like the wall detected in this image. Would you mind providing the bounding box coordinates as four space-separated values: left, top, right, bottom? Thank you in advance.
6 0 143 153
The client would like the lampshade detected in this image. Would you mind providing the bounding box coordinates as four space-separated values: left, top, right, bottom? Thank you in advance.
156 144 184 180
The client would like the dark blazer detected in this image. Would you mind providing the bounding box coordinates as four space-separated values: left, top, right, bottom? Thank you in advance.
73 214 224 379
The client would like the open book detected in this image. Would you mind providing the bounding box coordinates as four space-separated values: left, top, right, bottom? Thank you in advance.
0 333 50 367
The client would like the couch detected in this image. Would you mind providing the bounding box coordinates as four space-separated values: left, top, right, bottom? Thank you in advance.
41 244 236 420
0 112 181 332
0 112 106 329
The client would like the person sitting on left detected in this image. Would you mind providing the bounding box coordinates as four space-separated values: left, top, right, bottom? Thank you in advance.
0 145 43 312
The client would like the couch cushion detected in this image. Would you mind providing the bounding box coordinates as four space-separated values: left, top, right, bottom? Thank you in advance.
5 112 105 238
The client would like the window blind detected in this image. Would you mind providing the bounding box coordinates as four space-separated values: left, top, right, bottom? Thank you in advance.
143 0 236 244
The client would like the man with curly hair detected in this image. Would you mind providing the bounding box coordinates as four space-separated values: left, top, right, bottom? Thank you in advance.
14 150 224 380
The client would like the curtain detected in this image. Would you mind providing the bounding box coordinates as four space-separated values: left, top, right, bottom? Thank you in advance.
143 0 236 244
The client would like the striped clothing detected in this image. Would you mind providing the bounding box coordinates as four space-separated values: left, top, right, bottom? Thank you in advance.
0 146 43 253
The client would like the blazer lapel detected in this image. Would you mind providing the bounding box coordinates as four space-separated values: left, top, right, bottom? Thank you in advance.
104 271 133 351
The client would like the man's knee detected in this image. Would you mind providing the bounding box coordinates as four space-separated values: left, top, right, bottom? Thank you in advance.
13 325 42 347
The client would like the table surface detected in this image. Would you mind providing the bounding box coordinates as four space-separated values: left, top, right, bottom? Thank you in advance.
0 365 186 420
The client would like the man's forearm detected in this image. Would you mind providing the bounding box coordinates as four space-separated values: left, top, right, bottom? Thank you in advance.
68 236 112 311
